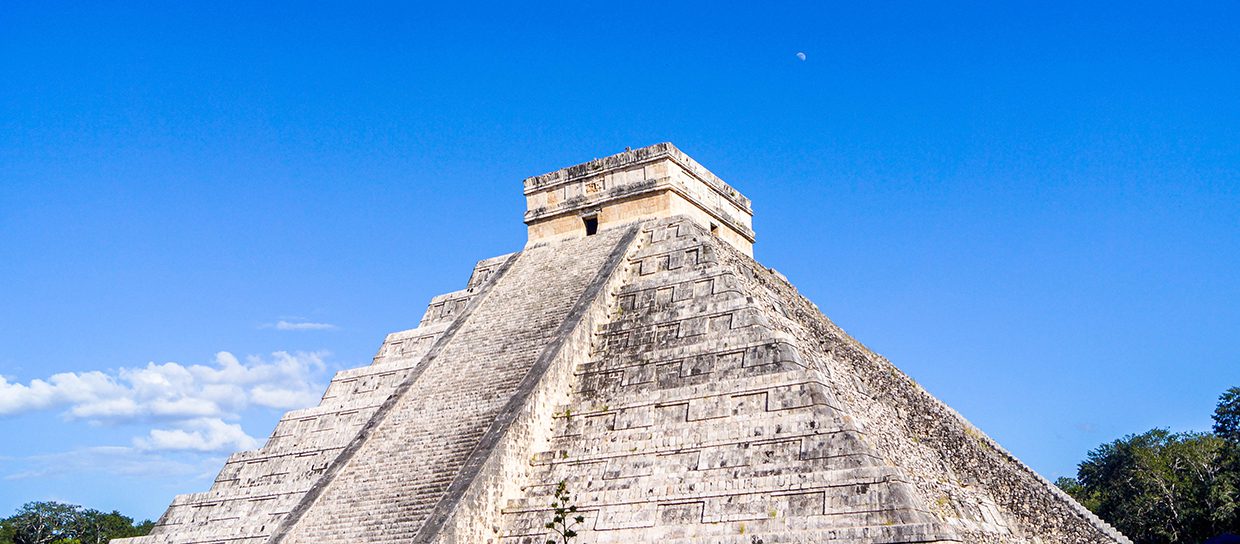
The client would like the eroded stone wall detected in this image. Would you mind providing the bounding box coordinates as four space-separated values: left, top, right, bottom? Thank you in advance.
500 219 963 544
496 217 1128 544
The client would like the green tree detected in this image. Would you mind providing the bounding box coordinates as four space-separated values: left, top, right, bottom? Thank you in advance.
1053 476 1097 511
0 503 154 544
2 502 79 544
73 510 146 544
1057 386 1240 543
1215 387 1240 444
1074 430 1233 543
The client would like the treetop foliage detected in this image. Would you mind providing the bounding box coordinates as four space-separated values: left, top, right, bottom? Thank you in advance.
1058 387 1240 544
0 502 153 544
1214 387 1240 444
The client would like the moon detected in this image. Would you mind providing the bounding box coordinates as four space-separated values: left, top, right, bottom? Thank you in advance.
796 52 806 61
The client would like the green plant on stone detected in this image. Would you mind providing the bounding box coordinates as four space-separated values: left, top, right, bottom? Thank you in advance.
544 480 585 544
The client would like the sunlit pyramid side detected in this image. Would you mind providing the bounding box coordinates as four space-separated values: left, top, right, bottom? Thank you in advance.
117 143 1129 544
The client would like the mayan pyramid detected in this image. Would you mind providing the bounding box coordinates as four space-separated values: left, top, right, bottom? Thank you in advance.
116 143 1130 544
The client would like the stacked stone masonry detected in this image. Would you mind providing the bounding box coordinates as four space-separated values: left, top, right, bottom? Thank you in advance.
117 216 1129 544
495 219 1129 544
116 145 1129 544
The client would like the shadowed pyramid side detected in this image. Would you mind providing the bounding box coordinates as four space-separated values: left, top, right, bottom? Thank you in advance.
496 217 1129 544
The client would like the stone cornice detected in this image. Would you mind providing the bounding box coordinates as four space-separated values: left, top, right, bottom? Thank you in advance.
522 142 753 213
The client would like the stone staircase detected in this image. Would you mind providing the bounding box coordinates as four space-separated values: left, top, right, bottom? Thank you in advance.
115 253 515 544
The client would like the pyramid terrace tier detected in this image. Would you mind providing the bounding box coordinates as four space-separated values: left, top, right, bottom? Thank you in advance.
117 215 1130 544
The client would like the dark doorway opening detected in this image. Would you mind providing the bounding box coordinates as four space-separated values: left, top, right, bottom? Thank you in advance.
584 216 599 236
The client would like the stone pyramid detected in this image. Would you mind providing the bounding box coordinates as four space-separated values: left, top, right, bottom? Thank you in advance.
117 143 1129 544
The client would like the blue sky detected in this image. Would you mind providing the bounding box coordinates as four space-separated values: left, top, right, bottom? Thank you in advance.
2 1 1237 521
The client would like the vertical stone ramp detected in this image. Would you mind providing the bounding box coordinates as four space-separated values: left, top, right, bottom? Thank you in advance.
271 226 639 544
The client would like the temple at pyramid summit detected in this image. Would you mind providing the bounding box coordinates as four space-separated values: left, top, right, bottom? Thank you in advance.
116 143 1130 544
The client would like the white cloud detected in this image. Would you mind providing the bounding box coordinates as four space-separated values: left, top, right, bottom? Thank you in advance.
68 397 140 419
0 370 125 415
0 376 58 414
0 351 330 451
267 320 338 331
135 418 260 452
250 385 321 409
